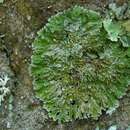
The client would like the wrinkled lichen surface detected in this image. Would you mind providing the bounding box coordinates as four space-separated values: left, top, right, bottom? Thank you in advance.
1 0 130 130
31 6 130 122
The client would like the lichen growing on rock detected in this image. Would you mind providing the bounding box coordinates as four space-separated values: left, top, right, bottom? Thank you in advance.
0 72 10 106
31 6 130 122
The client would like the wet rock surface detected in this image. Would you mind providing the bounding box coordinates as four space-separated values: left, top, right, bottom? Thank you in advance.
0 0 130 130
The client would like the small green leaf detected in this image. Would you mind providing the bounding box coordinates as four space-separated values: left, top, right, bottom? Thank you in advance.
0 0 4 3
87 10 101 21
120 36 130 47
103 19 121 41
108 125 117 130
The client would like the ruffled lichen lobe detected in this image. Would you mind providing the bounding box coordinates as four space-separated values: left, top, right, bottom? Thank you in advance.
31 6 130 122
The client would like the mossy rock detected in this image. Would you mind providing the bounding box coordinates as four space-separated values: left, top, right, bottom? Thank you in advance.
31 6 130 122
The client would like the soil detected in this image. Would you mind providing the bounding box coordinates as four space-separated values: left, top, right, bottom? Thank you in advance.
0 0 130 130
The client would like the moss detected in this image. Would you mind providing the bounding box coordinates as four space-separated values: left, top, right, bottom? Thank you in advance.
31 6 130 122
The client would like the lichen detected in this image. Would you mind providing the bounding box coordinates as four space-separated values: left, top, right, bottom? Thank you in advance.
0 72 10 106
31 6 130 122
0 0 4 4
